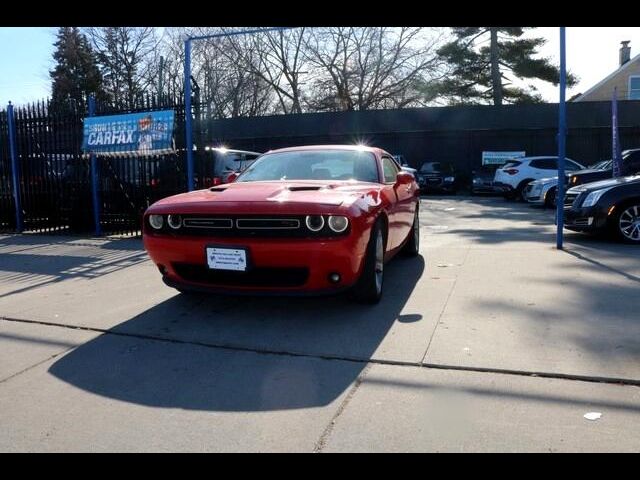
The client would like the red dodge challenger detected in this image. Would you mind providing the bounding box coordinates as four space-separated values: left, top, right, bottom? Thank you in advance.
143 145 421 303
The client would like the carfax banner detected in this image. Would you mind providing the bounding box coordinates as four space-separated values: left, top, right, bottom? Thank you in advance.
482 151 526 166
82 110 175 156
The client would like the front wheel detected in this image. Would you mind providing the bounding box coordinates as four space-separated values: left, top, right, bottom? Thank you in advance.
351 220 385 304
402 207 420 257
614 204 640 244
544 187 557 209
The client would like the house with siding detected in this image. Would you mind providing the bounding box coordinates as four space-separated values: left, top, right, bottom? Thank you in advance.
574 41 640 101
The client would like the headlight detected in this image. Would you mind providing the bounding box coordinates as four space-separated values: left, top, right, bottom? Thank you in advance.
305 215 325 232
581 188 612 208
328 215 349 233
148 214 164 230
444 176 455 182
167 214 182 229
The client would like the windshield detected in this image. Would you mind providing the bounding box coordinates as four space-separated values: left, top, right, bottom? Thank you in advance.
589 160 610 170
236 150 379 183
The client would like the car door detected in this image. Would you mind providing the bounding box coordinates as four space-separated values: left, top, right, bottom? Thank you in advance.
381 155 414 250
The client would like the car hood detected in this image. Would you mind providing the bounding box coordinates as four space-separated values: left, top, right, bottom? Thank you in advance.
149 180 381 210
530 176 559 186
569 174 640 193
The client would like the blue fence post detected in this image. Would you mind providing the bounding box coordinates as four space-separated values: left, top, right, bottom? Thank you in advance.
7 102 23 233
184 38 194 192
88 95 101 236
556 27 567 250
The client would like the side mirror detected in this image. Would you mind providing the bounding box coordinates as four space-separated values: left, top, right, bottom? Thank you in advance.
226 172 239 183
396 171 414 185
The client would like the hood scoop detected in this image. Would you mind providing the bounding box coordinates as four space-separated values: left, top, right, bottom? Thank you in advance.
209 187 228 192
286 185 323 192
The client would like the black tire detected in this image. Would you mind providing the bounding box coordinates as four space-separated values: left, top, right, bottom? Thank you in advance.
351 219 385 304
504 190 517 201
544 187 557 209
402 207 420 257
176 288 195 295
612 202 640 244
517 179 534 202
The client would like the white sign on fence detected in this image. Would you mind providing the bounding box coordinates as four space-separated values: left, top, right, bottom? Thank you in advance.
482 151 526 166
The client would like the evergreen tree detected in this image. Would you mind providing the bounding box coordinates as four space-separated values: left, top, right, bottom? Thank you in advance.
49 27 106 108
435 27 577 105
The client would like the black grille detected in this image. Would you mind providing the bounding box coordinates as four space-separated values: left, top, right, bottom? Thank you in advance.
183 217 233 229
236 218 301 229
173 263 309 287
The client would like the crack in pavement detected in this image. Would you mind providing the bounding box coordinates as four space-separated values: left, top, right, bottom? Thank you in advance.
313 364 372 453
2 315 640 388
0 345 78 384
419 243 472 365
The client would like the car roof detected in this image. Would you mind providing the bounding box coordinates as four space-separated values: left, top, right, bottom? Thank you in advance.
208 148 262 155
265 144 386 156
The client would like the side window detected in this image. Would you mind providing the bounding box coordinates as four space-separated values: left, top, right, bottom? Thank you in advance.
531 158 557 170
629 76 640 100
529 159 542 169
382 156 399 183
625 151 640 173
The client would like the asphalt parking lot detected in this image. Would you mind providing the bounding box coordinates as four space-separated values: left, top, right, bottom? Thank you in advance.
1 196 639 452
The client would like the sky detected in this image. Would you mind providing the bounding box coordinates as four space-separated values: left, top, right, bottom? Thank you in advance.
1 27 639 106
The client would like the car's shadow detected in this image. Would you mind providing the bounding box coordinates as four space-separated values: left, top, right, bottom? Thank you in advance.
48 256 425 412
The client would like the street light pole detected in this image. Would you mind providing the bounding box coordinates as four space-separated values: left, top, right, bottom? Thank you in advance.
184 38 195 191
556 27 567 250
183 27 294 192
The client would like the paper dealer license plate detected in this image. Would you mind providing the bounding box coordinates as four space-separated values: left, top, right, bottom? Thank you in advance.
206 247 247 271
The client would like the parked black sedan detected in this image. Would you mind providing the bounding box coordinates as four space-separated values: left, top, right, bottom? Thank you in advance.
567 149 640 188
564 174 640 243
471 165 502 195
416 161 458 194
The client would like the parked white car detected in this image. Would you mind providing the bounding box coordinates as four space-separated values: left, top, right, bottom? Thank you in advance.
524 177 560 207
524 160 612 207
493 156 585 200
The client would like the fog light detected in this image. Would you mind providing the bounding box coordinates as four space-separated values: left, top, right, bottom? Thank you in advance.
149 214 164 230
167 214 182 229
328 273 341 284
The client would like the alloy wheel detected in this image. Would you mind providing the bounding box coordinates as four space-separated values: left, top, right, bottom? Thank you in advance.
374 232 384 293
413 211 420 250
619 205 640 242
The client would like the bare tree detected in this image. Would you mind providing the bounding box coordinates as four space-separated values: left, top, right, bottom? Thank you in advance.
219 28 309 114
84 27 162 107
303 27 447 111
189 28 275 118
110 26 449 116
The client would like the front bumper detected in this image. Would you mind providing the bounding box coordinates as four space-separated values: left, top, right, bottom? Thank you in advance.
492 182 515 195
471 181 499 193
418 178 456 192
524 184 545 204
564 205 608 232
143 231 369 294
